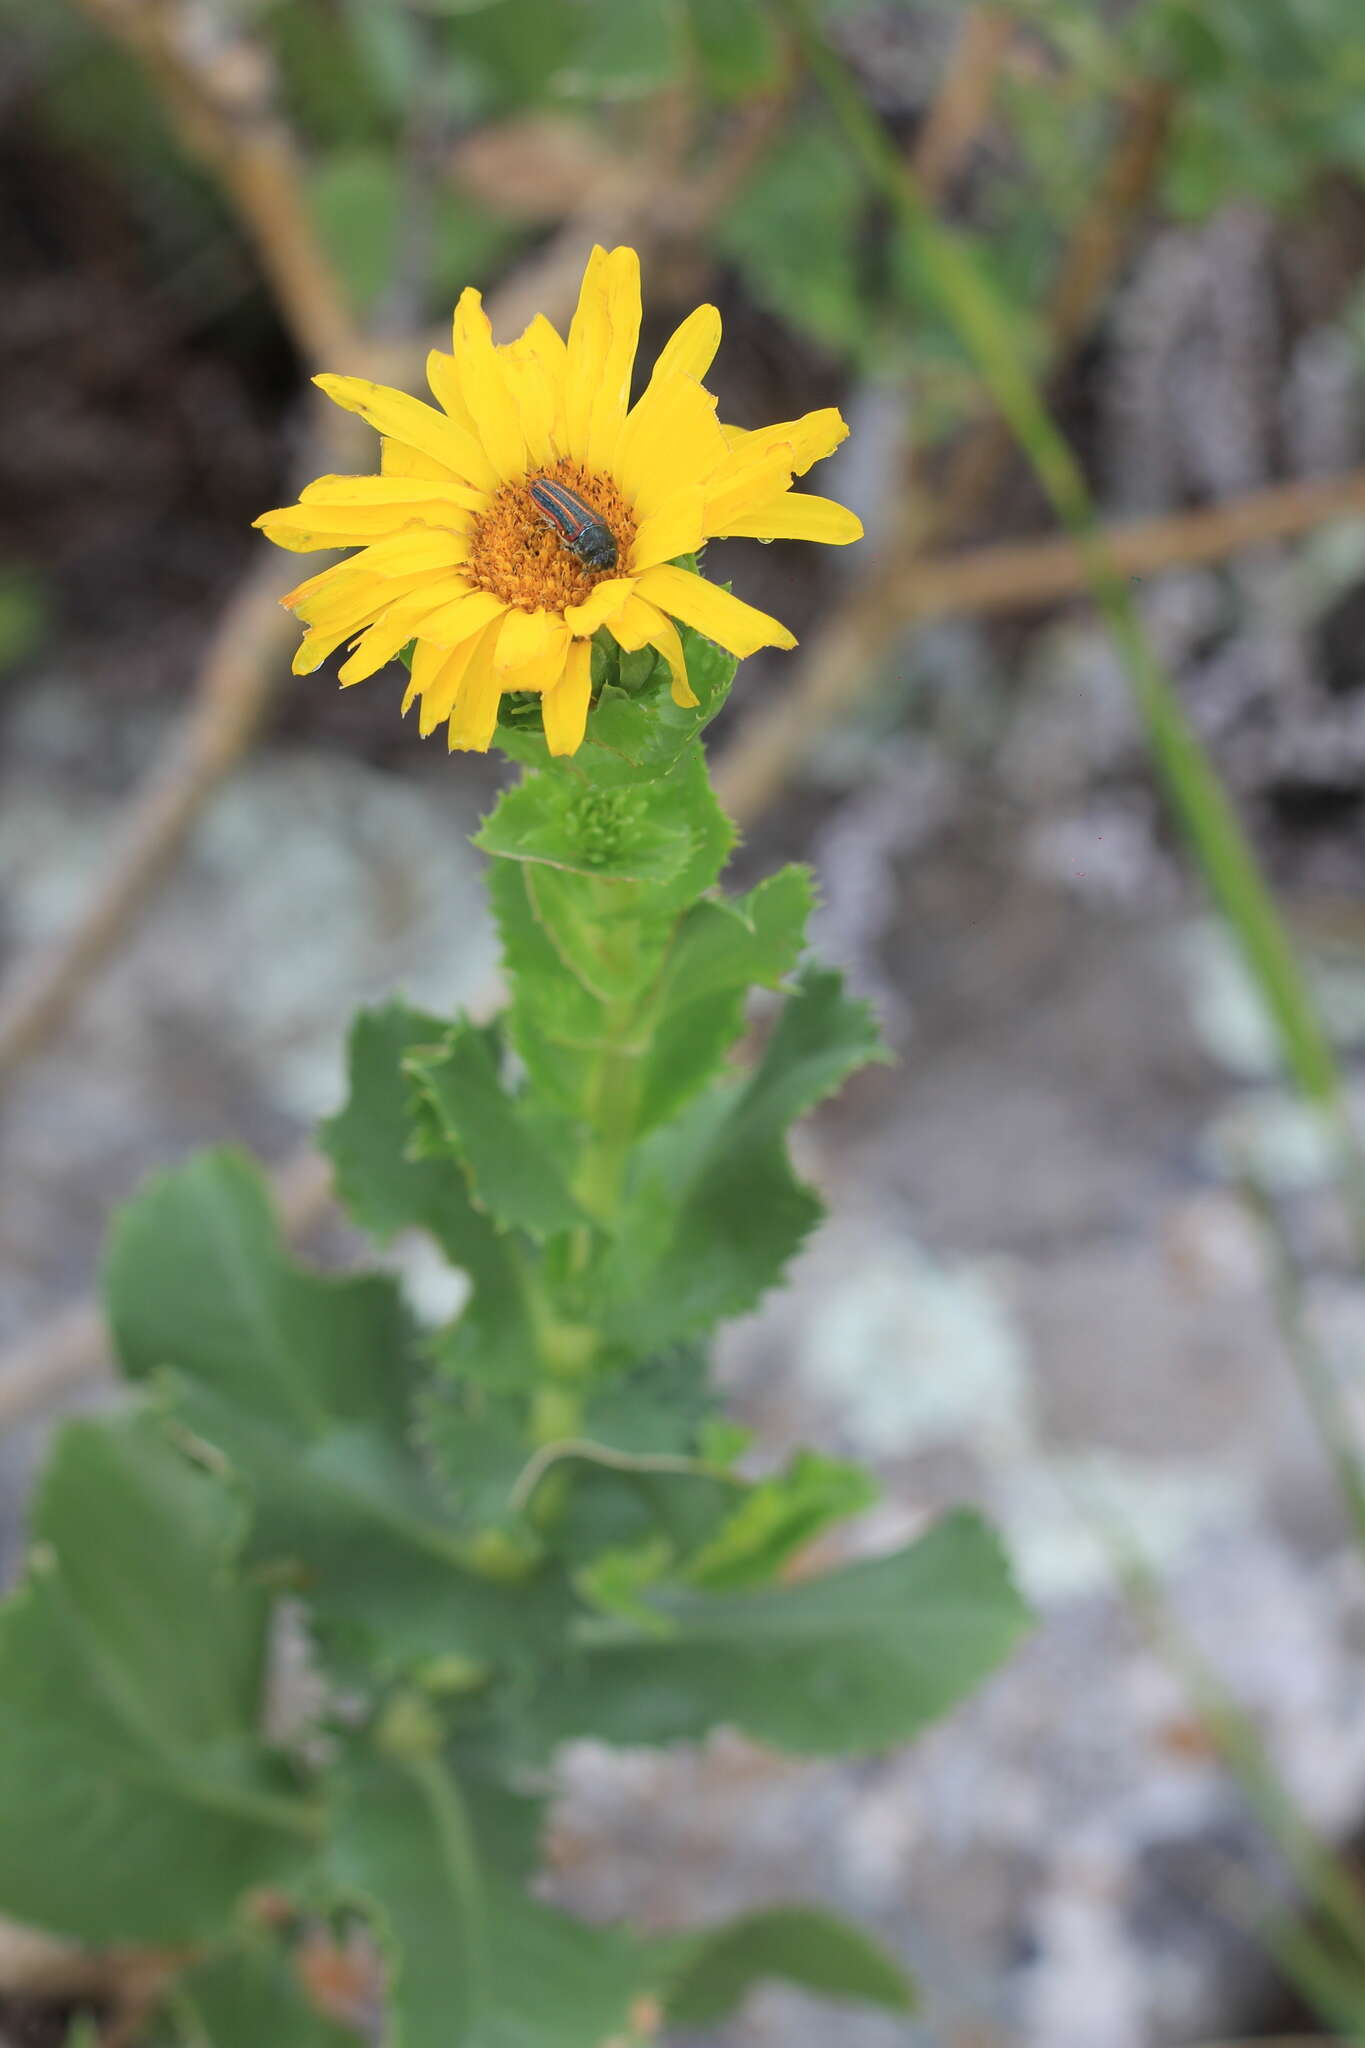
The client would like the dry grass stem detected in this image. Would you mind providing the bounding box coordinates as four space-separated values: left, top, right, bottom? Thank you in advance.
716 461 1365 820
909 6 1014 200
72 0 361 369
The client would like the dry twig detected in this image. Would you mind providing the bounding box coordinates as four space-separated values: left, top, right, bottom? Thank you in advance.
72 0 360 369
721 71 1178 819
0 557 296 1083
718 462 1365 819
909 6 1013 201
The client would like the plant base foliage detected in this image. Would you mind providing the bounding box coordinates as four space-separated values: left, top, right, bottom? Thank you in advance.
0 630 1029 2046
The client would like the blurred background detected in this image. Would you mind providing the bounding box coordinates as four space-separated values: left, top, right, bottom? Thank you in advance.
5 1 1365 2043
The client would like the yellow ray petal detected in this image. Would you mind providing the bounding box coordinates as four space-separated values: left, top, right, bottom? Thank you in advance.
292 607 385 676
402 635 450 714
603 592 665 652
562 246 611 462
397 638 456 720
542 640 593 756
650 303 722 387
630 487 706 572
282 554 375 613
451 289 528 483
510 639 571 698
634 564 797 658
314 374 498 492
381 438 462 483
516 310 568 371
348 528 472 579
446 623 507 752
608 601 696 708
298 473 483 514
412 627 491 734
495 604 569 674
615 375 728 517
337 576 482 684
719 406 848 477
719 492 864 545
564 246 642 471
418 587 509 647
504 313 565 467
563 576 635 637
426 348 478 435
290 562 437 628
256 504 449 552
501 347 555 470
588 246 642 472
702 445 799 530
648 609 697 708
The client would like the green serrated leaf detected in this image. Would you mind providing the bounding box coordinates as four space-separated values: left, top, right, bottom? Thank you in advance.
444 0 581 113
523 866 677 1005
557 0 686 98
575 1535 677 1633
713 114 867 358
322 1003 537 1383
476 771 696 885
684 1450 877 1591
330 1743 646 2048
0 1411 316 1944
600 966 888 1347
635 866 814 1132
333 1741 488 2048
554 1454 737 1581
479 742 732 905
685 0 782 96
105 1151 564 1670
659 1904 915 2027
418 1385 536 1532
165 1943 364 2047
523 1510 1031 1757
487 861 604 1115
307 148 400 313
582 1344 717 1453
409 1020 587 1241
491 745 731 1017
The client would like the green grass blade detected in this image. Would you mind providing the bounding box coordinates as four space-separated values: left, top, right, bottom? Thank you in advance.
776 0 1363 1223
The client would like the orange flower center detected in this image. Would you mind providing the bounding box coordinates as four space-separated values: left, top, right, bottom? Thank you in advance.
467 458 636 615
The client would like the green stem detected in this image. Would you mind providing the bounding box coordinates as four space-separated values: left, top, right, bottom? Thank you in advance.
775 0 1365 1258
574 995 645 1227
182 1776 323 1840
1244 1175 1365 1561
1091 1494 1365 1965
404 1746 490 2033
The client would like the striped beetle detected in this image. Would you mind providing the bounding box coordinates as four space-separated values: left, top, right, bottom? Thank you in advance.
528 477 618 572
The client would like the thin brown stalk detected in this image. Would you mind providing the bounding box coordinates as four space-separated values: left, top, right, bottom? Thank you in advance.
932 74 1176 543
716 462 1365 819
720 69 1178 819
72 0 361 370
909 6 1013 201
0 556 297 1083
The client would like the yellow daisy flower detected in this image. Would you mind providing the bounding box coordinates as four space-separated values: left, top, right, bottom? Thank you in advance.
255 245 862 757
